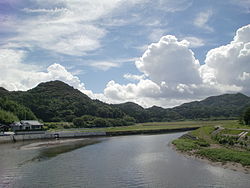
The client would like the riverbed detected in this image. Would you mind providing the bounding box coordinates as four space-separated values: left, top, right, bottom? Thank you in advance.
0 132 249 188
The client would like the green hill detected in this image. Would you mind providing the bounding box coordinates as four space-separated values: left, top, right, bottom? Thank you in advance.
172 93 250 119
0 81 125 122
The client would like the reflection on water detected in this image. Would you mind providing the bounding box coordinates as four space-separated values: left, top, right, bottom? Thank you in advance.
19 139 101 164
0 133 250 188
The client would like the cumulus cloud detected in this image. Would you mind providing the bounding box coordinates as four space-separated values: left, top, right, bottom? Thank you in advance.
136 35 202 85
201 24 250 93
102 79 162 106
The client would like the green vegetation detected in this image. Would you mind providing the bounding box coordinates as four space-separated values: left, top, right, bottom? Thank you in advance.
0 109 19 124
172 120 250 166
197 148 250 166
73 115 135 128
172 138 203 151
44 122 74 130
172 93 250 120
0 97 36 125
0 97 36 120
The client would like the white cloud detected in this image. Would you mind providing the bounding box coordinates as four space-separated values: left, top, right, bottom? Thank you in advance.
136 35 202 85
1 0 194 57
183 37 205 48
22 7 68 13
1 0 145 56
194 10 214 32
123 74 146 81
89 61 120 71
87 57 137 71
201 24 250 93
103 79 162 105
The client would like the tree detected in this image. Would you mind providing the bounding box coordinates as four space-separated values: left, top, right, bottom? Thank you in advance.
0 109 19 124
243 107 250 125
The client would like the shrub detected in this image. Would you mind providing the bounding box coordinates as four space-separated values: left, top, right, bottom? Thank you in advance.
243 107 250 125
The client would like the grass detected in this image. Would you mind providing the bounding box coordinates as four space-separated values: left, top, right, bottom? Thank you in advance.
197 148 250 166
191 126 216 144
172 138 200 151
47 120 236 133
220 129 243 135
172 120 250 166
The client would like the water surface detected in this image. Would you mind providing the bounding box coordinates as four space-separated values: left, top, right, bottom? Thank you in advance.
0 133 249 188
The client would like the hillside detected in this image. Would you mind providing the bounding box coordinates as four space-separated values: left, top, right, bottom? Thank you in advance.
113 103 183 122
113 102 148 122
0 80 250 124
115 93 250 121
172 93 250 119
0 81 125 122
0 97 36 124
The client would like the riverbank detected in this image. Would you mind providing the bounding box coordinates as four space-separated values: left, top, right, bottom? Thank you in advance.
0 126 199 144
172 122 250 173
171 142 250 174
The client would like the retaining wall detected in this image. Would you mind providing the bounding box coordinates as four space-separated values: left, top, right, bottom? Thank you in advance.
0 131 106 144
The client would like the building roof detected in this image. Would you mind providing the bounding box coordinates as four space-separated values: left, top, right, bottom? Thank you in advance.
20 120 43 126
11 122 22 126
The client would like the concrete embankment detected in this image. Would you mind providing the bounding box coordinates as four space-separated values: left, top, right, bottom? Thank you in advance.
0 126 200 144
0 131 106 144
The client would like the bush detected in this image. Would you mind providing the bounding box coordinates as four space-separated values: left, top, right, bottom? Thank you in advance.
73 117 86 127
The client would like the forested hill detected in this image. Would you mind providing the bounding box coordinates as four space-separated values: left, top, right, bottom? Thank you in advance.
0 80 250 123
114 93 250 122
0 81 125 122
172 93 250 119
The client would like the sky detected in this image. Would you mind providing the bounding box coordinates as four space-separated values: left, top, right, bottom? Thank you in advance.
0 0 250 108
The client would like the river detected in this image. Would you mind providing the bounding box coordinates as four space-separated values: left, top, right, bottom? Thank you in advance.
0 132 249 188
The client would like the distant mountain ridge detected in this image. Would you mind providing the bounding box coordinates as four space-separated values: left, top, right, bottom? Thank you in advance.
0 80 250 123
172 93 250 120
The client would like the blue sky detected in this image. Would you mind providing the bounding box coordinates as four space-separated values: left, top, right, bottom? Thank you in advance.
0 0 250 107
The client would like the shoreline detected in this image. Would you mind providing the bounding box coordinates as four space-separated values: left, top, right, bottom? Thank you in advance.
0 126 200 144
170 143 250 174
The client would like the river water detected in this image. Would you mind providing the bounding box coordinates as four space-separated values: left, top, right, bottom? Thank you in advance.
0 132 250 188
